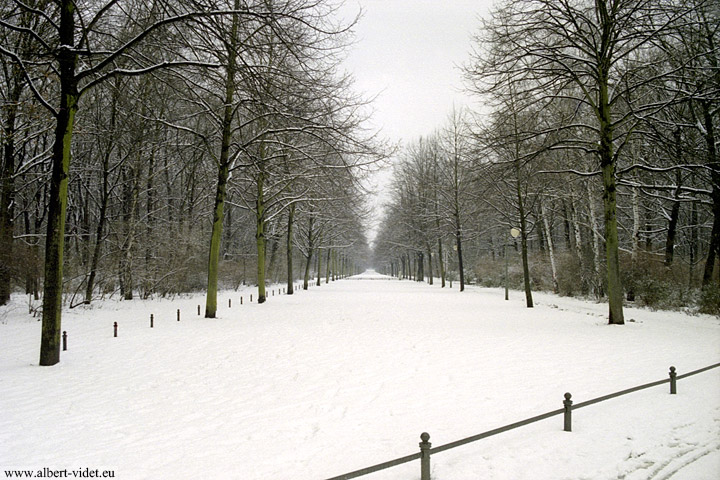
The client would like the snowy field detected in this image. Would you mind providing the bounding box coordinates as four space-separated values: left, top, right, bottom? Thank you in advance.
1 271 719 480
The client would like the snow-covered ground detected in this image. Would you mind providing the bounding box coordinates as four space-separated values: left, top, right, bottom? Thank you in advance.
1 271 719 480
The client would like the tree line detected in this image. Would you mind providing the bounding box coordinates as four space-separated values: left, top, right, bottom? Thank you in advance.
0 0 382 365
373 0 719 321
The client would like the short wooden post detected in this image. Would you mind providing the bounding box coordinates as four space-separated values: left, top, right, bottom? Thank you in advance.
177 309 180 322
62 331 67 351
563 392 573 432
669 366 677 394
113 322 118 338
150 314 154 328
419 432 431 480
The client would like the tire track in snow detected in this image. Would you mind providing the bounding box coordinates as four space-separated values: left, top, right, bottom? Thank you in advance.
620 414 720 480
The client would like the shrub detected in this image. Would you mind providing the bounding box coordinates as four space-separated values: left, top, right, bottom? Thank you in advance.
621 252 698 311
699 284 720 315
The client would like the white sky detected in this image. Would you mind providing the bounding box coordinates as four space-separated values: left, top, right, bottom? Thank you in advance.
335 1 494 242
337 0 493 144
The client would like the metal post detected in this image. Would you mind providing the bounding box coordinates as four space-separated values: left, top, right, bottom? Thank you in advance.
150 314 154 328
669 366 677 394
241 297 243 305
113 322 118 338
563 392 573 432
62 331 67 351
176 309 180 322
229 298 232 308
419 432 431 480
198 305 201 316
250 294 253 302
504 243 509 300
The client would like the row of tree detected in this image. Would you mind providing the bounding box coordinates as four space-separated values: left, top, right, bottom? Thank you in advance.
373 0 719 322
1 0 381 365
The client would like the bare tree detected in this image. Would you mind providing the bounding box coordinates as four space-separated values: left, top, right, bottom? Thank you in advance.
0 0 266 365
466 0 704 323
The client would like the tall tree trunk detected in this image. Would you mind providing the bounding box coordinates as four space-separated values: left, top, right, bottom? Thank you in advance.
702 190 720 287
562 199 573 250
516 172 533 308
570 192 583 256
40 0 78 366
598 62 624 324
0 103 18 306
256 147 267 303
702 100 719 287
119 166 140 300
0 4 37 304
626 184 641 302
303 216 314 290
325 248 331 284
205 163 229 316
426 242 433 285
303 248 313 290
408 251 414 281
256 214 267 303
417 251 424 282
316 246 322 286
664 170 682 267
690 199 698 285
205 10 238 315
586 181 603 297
0 73 24 305
24 210 40 300
84 83 121 304
455 225 464 291
332 250 337 281
437 238 446 288
286 203 295 294
84 155 110 304
541 201 558 293
267 233 279 283
631 185 641 264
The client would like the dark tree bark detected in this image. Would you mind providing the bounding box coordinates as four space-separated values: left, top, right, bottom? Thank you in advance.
664 170 682 267
702 101 720 287
286 203 295 294
40 0 78 366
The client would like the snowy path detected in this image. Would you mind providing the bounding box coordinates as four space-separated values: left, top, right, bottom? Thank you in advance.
1 275 719 479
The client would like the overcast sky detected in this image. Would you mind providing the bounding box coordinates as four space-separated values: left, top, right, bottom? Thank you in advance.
334 1 493 241
337 0 493 144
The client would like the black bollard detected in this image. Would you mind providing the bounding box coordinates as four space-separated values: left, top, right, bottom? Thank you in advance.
177 309 180 322
229 298 232 308
563 392 573 432
419 432 431 480
62 331 67 351
241 296 243 305
113 322 118 338
150 314 154 328
198 305 201 316
669 366 677 394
